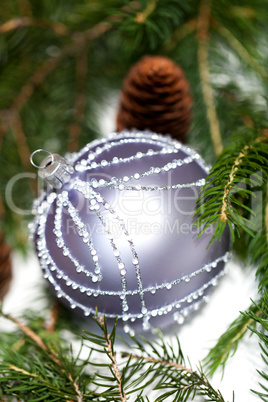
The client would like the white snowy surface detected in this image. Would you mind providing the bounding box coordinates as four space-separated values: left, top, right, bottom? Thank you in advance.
0 251 264 401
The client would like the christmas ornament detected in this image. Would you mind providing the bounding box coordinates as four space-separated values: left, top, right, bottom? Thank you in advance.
0 231 12 300
30 131 231 333
116 56 192 142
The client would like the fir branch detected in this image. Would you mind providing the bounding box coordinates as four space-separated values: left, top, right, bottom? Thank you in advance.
96 316 127 402
162 19 196 52
122 334 229 401
126 353 193 373
2 4 136 119
204 301 262 376
17 0 32 17
68 49 88 152
197 0 223 156
0 114 7 151
0 17 69 36
249 231 268 293
0 193 5 218
135 0 157 24
0 19 113 162
2 310 51 352
10 56 64 113
215 22 268 80
9 364 38 378
9 115 37 198
242 296 268 401
44 300 60 333
0 310 84 402
0 307 231 401
221 143 249 222
10 115 33 171
195 128 268 244
3 19 116 118
266 182 268 243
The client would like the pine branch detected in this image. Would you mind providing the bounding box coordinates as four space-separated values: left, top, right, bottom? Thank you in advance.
84 315 128 401
195 127 268 245
0 193 5 218
10 116 36 199
215 22 268 80
0 2 141 155
68 49 88 152
0 17 69 36
197 0 223 156
17 0 32 17
126 353 193 373
121 333 229 401
220 143 250 223
266 182 268 243
242 296 268 401
44 300 60 333
8 25 109 116
135 0 157 24
97 316 127 402
249 231 268 293
162 19 196 52
82 317 231 400
204 301 262 376
0 309 85 402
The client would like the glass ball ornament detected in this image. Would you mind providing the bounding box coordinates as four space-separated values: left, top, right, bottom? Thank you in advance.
30 130 231 333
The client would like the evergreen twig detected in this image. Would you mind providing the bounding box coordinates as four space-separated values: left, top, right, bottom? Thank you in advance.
135 0 157 24
126 353 193 373
16 0 32 17
195 127 268 244
1 2 268 399
68 49 88 152
197 0 223 156
0 309 84 402
215 22 268 79
163 19 196 52
220 143 250 223
266 182 268 243
97 316 127 402
240 296 268 401
10 116 33 176
45 300 60 333
0 17 69 36
120 333 229 401
204 301 262 376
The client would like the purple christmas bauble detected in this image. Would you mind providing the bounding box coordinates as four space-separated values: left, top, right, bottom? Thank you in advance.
30 130 231 332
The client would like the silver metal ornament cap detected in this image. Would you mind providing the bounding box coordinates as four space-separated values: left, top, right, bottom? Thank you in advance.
30 149 74 189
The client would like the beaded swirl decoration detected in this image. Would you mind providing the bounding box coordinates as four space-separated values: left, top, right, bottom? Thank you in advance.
30 130 231 333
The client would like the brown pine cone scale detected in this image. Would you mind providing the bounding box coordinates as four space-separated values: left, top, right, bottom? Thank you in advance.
116 56 192 142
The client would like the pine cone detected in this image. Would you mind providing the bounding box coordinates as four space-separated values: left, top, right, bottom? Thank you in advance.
0 231 12 300
116 55 192 142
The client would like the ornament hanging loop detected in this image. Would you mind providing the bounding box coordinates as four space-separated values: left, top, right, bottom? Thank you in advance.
30 149 74 189
30 149 54 169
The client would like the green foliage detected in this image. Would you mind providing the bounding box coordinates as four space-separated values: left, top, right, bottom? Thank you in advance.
1 0 268 249
248 231 268 293
204 300 261 376
0 307 93 401
119 333 228 401
114 0 194 52
0 306 231 401
195 126 268 247
1 0 268 400
243 296 268 401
